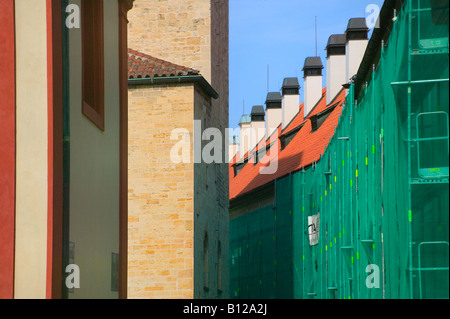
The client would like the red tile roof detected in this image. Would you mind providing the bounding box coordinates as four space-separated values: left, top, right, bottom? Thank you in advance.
128 48 200 79
229 88 346 200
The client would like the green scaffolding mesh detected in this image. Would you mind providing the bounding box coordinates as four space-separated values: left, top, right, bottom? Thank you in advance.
229 0 449 299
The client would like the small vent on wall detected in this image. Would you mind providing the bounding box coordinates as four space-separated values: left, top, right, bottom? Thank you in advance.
111 253 119 292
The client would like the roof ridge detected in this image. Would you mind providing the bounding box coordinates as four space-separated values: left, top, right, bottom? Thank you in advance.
229 88 346 201
128 48 201 79
128 48 199 72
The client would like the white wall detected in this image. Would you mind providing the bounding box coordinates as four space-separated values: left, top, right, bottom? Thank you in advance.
239 122 251 157
304 75 323 116
282 94 300 129
228 144 239 162
326 54 346 105
250 121 265 151
266 108 282 138
345 39 368 83
14 0 49 299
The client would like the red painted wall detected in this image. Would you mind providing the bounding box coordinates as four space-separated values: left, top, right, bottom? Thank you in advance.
46 0 54 299
0 0 16 299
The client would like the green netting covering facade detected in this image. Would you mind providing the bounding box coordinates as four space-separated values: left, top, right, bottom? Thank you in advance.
230 0 449 299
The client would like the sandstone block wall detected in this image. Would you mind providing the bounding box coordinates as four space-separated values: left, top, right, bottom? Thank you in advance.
128 0 213 83
127 0 230 299
128 84 195 299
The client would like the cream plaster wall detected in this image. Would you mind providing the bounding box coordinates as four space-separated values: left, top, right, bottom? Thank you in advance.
14 0 49 299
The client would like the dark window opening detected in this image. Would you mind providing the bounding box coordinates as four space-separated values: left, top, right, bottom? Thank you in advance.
280 134 295 150
304 69 322 77
266 102 282 109
254 149 262 165
327 46 346 57
82 0 105 131
311 103 339 132
234 160 247 176
254 142 275 165
251 115 265 122
282 88 299 95
254 152 259 165
311 112 331 132
281 125 303 150
346 31 368 41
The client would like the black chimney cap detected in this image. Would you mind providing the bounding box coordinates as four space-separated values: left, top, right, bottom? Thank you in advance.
346 18 369 32
302 57 324 71
326 34 346 49
265 92 282 103
345 18 369 41
251 105 265 116
282 77 300 89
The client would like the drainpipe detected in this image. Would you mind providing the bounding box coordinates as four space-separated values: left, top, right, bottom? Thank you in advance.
61 0 70 300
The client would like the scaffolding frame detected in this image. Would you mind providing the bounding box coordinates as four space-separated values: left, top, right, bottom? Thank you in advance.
229 0 449 299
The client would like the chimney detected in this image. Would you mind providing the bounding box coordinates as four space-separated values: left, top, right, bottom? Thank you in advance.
228 135 239 162
250 105 266 150
326 34 346 105
281 77 300 129
238 114 251 158
345 18 369 84
302 57 324 117
265 92 282 138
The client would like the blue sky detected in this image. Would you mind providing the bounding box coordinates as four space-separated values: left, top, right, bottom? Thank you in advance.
229 0 385 131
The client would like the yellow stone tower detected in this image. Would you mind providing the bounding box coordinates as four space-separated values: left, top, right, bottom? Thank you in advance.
127 0 229 299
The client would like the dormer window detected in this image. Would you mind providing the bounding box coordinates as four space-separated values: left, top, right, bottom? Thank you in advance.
311 102 339 132
280 124 303 150
254 152 259 165
254 142 274 165
234 160 247 176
